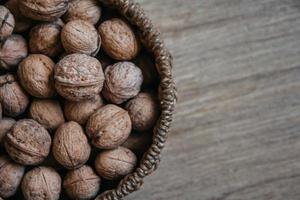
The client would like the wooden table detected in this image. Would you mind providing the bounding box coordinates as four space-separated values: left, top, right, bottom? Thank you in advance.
129 0 300 199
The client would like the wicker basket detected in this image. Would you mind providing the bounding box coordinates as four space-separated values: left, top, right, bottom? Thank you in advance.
96 0 177 199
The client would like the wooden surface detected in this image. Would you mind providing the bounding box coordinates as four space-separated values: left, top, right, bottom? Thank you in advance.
129 0 300 199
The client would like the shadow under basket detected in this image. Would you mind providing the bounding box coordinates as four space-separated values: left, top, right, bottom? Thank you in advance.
96 0 177 199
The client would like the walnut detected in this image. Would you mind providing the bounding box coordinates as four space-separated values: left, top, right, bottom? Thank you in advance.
102 62 143 104
18 54 56 98
29 19 64 58
98 18 139 60
122 132 152 154
95 147 137 180
86 104 131 149
21 167 61 200
63 0 101 25
29 99 65 131
55 53 104 101
0 6 15 40
61 20 101 56
64 94 104 125
19 0 69 22
0 34 28 71
0 118 15 144
53 121 91 169
0 155 25 198
4 119 52 165
0 74 29 117
63 165 101 200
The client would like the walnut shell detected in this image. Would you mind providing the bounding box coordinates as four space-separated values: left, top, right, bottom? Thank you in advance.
0 155 25 198
0 118 15 144
0 34 28 71
0 74 29 117
4 119 52 165
29 99 65 131
21 167 61 200
102 62 143 104
29 19 64 58
95 147 137 180
86 104 131 149
18 54 56 98
64 94 104 125
55 53 104 101
61 20 101 56
98 18 139 60
53 121 91 169
0 6 15 40
63 0 101 25
19 0 69 21
122 132 152 154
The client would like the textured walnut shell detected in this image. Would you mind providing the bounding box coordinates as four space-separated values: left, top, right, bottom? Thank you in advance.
0 155 25 198
29 19 64 58
102 62 143 104
53 121 91 169
0 118 15 144
18 54 56 98
0 34 28 71
0 6 15 40
0 74 29 117
21 167 61 200
63 165 101 200
95 147 137 180
4 119 52 165
86 104 131 149
64 94 104 125
63 0 101 25
55 53 104 101
29 99 65 131
19 0 69 21
98 18 139 60
61 20 101 56
122 132 152 154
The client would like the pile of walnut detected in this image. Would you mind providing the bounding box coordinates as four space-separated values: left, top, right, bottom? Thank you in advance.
0 0 160 200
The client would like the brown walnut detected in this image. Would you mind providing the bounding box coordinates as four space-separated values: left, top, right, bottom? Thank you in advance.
98 18 139 60
55 53 104 101
0 74 29 117
102 62 143 104
63 165 101 200
53 121 91 169
4 119 52 165
122 132 152 154
0 155 25 198
29 99 65 131
0 6 15 40
95 147 137 180
0 118 15 144
21 167 61 200
18 54 56 98
86 104 131 149
61 20 101 56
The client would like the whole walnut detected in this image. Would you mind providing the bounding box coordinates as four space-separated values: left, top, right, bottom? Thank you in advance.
0 155 25 198
19 0 69 21
29 99 65 131
0 74 29 117
29 19 64 58
0 6 15 40
61 20 101 56
95 147 137 180
53 121 91 169
21 167 61 200
63 0 101 25
0 118 15 144
63 165 101 200
0 34 28 71
98 18 139 60
86 104 131 149
122 132 152 154
64 94 104 125
18 54 56 98
4 119 52 165
55 53 104 101
102 62 143 104
5 0 33 33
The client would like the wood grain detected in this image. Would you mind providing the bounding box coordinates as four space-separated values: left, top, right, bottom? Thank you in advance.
129 0 300 199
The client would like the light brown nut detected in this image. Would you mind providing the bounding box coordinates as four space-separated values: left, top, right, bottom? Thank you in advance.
86 104 131 149
95 147 137 180
0 6 15 39
0 118 15 144
4 119 52 165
